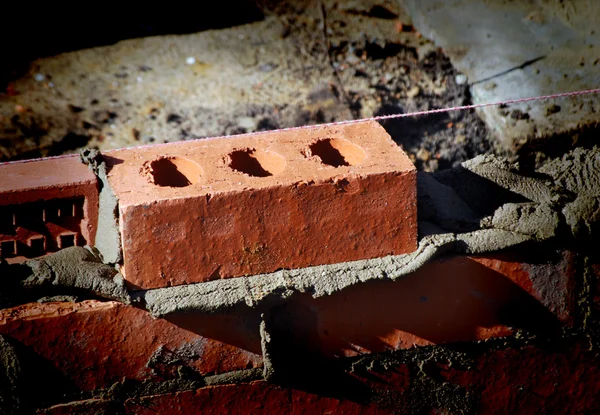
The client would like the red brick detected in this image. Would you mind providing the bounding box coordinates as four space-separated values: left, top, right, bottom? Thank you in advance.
0 301 261 390
104 121 416 289
0 155 98 263
124 381 386 414
272 251 574 357
439 342 600 414
471 250 576 323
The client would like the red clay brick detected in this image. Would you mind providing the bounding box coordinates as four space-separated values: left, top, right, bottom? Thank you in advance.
471 250 576 324
0 301 261 390
124 381 386 415
272 251 574 357
0 155 98 263
439 341 600 414
104 121 416 289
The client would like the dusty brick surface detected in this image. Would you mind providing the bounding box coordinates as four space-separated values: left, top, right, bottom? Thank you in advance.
104 120 416 289
0 155 98 263
271 250 574 357
472 250 576 324
123 381 385 415
0 301 261 391
439 342 600 414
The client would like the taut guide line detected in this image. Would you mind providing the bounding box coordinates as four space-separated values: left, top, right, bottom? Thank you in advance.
1 88 599 165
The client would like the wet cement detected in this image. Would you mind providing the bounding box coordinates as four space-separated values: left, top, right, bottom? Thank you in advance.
0 335 21 413
80 149 123 265
2 246 129 305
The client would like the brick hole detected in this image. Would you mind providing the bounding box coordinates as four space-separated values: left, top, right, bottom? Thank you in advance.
0 240 16 258
57 233 77 249
228 148 285 177
145 157 202 188
27 236 46 256
0 207 15 233
57 200 76 218
16 204 45 225
72 199 84 218
308 138 366 167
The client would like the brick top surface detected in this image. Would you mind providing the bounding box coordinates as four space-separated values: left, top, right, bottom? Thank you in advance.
0 155 96 195
104 121 414 208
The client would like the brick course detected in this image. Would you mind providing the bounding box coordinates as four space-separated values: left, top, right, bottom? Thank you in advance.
0 156 98 263
0 301 261 391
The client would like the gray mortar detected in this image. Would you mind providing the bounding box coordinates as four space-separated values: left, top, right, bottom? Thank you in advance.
539 147 600 240
260 315 275 382
433 154 555 216
563 195 600 241
483 201 560 241
203 368 263 387
0 336 21 414
454 229 533 255
80 149 123 265
539 147 600 196
17 246 129 303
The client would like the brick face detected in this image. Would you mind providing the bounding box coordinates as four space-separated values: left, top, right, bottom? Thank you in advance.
0 301 261 391
439 342 600 414
0 155 98 263
271 251 574 357
104 121 417 289
472 249 576 323
123 381 385 415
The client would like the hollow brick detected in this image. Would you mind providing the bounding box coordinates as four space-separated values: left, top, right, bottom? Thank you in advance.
0 156 98 263
103 121 417 289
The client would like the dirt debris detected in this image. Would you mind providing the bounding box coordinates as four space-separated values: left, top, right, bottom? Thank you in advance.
0 0 500 172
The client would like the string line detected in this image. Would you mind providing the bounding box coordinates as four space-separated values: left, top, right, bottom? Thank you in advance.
1 87 599 165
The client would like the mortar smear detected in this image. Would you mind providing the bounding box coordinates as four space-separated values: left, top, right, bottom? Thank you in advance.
80 149 122 265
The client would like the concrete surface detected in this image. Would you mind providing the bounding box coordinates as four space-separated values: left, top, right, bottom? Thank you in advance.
402 0 600 157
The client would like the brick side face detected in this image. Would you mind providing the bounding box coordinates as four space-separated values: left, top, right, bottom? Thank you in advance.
123 381 384 415
0 156 98 263
105 121 417 289
271 251 575 357
440 343 600 414
0 301 262 391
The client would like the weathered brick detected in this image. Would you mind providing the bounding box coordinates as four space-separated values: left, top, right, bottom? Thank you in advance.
123 381 385 414
0 155 98 263
103 120 416 289
439 341 600 414
471 249 576 324
0 301 261 390
271 250 574 357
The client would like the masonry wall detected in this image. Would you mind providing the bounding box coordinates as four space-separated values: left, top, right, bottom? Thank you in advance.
1 123 599 414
